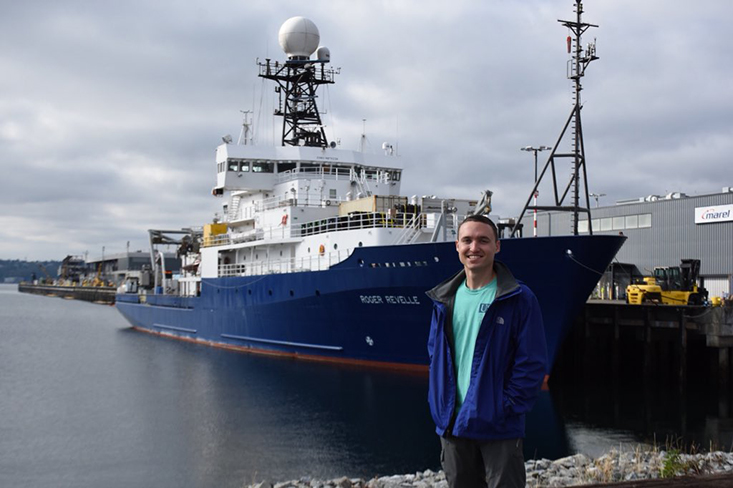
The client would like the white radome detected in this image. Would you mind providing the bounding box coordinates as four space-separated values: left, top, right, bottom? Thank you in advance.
279 17 320 58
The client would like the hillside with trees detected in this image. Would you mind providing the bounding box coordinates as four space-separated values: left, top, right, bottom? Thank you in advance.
0 260 61 284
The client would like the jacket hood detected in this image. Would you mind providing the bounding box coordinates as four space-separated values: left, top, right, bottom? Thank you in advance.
426 260 520 304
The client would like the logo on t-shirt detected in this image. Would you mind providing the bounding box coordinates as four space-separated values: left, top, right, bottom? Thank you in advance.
479 303 491 313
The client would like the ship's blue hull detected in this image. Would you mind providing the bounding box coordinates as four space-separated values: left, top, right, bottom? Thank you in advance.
116 235 625 371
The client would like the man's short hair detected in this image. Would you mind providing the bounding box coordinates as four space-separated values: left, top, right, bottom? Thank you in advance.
457 214 499 241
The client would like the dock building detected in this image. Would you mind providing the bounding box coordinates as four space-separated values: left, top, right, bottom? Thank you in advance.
535 187 733 299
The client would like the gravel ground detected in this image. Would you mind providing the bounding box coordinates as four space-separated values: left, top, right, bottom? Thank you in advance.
245 449 733 487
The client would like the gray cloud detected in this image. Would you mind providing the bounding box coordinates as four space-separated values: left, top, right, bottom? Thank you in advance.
2 0 732 259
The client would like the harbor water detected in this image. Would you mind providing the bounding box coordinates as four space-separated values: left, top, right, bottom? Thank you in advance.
1 283 731 488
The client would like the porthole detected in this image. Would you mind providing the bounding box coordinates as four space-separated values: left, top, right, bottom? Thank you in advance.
434 256 440 262
289 290 294 297
268 290 273 296
358 258 364 266
358 242 363 247
334 243 338 250
248 289 252 295
315 290 321 297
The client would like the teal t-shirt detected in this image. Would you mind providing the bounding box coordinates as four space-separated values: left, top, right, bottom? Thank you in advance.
452 277 497 408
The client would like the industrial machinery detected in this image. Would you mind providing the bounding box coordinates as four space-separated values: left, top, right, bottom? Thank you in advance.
626 259 708 305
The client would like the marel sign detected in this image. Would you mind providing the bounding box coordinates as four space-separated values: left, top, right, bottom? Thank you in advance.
695 204 733 224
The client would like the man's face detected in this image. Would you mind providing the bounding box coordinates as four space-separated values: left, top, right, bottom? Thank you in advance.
455 221 501 274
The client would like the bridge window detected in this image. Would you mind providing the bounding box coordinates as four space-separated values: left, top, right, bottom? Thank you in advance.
278 161 297 173
253 161 274 173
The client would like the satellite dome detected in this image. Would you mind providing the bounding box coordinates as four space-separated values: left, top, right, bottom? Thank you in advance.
279 17 320 59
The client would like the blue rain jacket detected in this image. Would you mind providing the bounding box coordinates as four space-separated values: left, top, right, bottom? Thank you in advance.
426 261 547 440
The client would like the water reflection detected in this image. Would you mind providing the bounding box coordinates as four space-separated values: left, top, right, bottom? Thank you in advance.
3 285 733 488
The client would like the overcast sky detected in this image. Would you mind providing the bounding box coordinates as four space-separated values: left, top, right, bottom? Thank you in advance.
2 0 731 260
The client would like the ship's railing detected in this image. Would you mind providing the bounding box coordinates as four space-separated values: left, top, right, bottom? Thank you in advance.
296 212 420 237
204 212 424 248
275 166 352 184
228 192 344 222
218 248 354 277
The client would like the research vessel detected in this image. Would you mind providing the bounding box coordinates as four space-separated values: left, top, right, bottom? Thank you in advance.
116 15 624 371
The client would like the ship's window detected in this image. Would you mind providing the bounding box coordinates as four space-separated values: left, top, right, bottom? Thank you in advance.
277 162 296 173
248 290 252 295
358 242 363 247
434 257 440 262
289 290 294 296
268 290 273 296
329 189 337 199
333 244 338 250
358 259 364 266
307 247 311 253
239 161 250 172
279 250 283 257
315 290 321 296
399 262 405 267
252 161 274 173
227 160 238 172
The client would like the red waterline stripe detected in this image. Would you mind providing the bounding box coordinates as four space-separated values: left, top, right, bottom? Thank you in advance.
131 326 429 374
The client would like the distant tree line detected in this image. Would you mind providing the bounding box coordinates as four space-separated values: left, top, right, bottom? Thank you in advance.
0 259 62 283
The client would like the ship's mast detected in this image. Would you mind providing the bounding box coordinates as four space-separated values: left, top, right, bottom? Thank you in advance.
258 17 339 148
512 1 599 236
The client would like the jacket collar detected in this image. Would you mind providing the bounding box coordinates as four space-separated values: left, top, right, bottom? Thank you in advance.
426 260 520 304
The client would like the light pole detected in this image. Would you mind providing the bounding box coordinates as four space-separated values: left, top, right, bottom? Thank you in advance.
589 192 606 208
521 145 551 236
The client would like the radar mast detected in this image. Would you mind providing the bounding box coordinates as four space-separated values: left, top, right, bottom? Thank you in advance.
258 17 339 148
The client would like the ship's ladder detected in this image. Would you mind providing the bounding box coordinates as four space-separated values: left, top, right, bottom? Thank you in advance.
228 195 242 221
349 168 372 197
393 213 422 245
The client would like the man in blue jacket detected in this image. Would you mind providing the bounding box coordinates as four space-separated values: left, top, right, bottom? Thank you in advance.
426 215 547 488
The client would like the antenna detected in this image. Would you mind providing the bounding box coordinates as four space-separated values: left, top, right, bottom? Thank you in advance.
238 110 253 145
512 1 599 237
360 119 367 153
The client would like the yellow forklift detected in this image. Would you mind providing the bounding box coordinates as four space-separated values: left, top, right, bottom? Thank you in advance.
626 259 708 305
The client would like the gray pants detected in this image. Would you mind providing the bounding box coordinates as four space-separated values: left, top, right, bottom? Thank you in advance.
440 435 525 488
